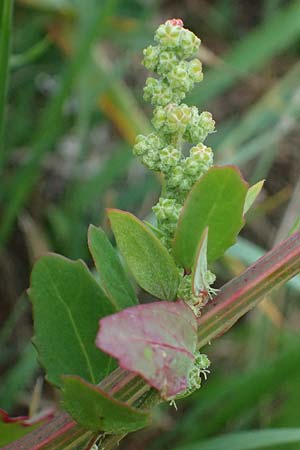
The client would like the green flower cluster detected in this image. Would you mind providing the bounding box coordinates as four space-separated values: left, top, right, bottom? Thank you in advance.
174 352 210 400
133 19 215 249
133 19 216 310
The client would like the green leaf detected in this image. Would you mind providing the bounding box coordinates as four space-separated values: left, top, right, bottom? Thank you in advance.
243 179 264 214
173 166 248 268
192 227 217 298
174 429 300 450
29 254 116 388
62 375 150 433
107 209 180 300
88 225 138 310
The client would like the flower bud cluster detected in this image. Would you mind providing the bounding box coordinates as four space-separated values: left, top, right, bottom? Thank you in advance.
133 19 217 317
174 351 210 400
143 20 202 105
177 274 212 315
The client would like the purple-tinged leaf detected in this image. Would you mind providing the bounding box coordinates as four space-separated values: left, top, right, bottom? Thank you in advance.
96 301 197 399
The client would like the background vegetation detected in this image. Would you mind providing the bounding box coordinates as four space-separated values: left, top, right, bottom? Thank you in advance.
1 1 300 449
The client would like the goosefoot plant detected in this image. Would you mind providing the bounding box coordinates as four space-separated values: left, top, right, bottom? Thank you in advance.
2 19 300 450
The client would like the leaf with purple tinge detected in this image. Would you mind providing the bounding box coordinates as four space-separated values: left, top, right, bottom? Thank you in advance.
96 301 198 399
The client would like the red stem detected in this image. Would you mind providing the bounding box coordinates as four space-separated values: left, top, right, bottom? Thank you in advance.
197 229 300 347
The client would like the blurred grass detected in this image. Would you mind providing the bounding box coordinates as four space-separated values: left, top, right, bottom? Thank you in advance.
1 0 300 448
0 0 118 246
0 0 14 166
189 0 300 106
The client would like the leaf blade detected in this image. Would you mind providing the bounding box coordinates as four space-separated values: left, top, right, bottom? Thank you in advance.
29 254 116 387
243 179 264 214
62 375 150 433
107 209 180 300
173 166 248 268
88 224 138 310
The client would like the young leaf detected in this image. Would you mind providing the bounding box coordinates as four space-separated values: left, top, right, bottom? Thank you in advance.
107 209 180 300
192 227 217 298
96 301 197 399
243 179 264 215
0 409 53 447
173 166 248 268
88 225 138 310
62 375 150 433
29 254 117 388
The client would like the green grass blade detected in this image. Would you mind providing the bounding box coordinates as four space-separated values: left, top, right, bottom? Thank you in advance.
189 1 300 106
0 0 14 169
0 0 117 247
0 343 38 411
174 429 300 450
216 63 300 160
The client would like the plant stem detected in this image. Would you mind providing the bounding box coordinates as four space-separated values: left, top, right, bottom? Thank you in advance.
3 230 300 450
197 229 300 347
0 0 14 170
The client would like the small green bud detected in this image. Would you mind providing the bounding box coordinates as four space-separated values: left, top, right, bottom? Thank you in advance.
154 21 182 49
184 143 213 176
184 110 215 143
188 59 203 83
159 145 181 172
133 132 163 157
178 273 211 316
206 269 216 286
147 132 164 149
133 134 148 156
143 78 173 106
199 111 215 133
165 104 192 134
141 148 160 170
175 351 210 399
142 45 160 72
166 61 193 92
180 177 193 193
157 50 179 75
153 197 182 222
178 28 201 58
166 164 184 188
152 106 166 131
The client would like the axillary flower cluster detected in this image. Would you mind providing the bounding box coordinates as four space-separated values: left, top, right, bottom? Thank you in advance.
133 19 216 316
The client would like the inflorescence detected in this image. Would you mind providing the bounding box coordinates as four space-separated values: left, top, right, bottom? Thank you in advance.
133 18 216 313
133 18 216 400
